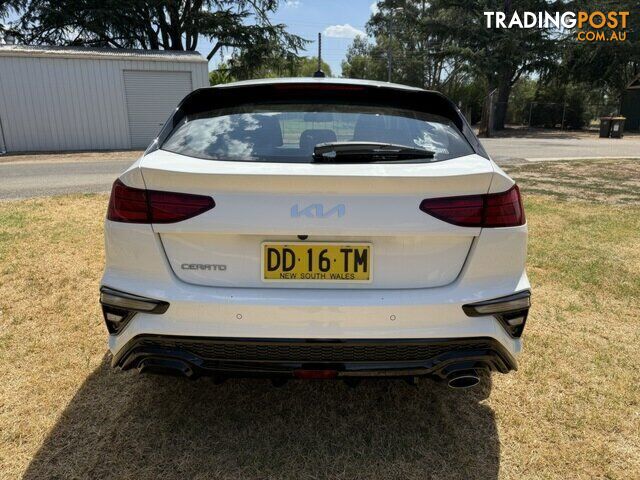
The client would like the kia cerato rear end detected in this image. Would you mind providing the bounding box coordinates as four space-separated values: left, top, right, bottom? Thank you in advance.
100 78 530 388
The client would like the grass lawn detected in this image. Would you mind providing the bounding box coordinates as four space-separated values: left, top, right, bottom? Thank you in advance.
0 159 639 479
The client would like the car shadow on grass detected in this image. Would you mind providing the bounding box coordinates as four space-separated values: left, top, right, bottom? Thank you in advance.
24 355 499 480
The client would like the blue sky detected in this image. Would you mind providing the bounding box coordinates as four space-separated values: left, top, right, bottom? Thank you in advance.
203 0 377 76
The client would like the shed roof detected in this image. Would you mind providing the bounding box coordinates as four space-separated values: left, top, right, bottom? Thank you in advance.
0 44 207 63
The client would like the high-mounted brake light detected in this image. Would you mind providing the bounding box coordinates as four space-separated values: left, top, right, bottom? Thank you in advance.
107 179 215 224
272 84 365 91
419 184 525 228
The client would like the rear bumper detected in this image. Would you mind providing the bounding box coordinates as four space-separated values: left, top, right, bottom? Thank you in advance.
112 335 517 379
102 221 529 364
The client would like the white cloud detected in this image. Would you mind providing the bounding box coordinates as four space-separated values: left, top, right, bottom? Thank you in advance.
323 24 366 39
370 1 379 14
285 0 300 7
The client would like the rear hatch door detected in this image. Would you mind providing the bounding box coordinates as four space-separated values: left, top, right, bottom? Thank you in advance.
141 80 493 289
141 151 493 289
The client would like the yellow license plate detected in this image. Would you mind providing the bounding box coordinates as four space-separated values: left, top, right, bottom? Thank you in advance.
262 242 372 282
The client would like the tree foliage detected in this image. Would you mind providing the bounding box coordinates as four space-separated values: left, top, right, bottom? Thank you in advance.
9 0 305 62
435 0 564 129
341 36 387 81
210 56 332 85
342 0 640 131
295 57 332 77
563 0 639 99
342 0 563 129
0 0 24 37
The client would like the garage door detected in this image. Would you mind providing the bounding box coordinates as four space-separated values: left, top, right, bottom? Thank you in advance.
123 70 192 149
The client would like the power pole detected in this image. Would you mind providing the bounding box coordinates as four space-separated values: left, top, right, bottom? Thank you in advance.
421 0 427 88
387 7 403 82
387 17 393 82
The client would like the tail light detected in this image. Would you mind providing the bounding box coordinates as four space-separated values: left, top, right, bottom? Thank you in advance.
107 179 215 224
419 184 525 227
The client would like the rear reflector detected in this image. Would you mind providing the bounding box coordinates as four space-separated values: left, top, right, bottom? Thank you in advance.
462 290 531 338
462 291 531 317
100 286 169 334
419 185 525 228
107 179 215 224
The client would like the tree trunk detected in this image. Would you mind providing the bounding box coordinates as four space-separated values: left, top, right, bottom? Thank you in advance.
494 71 512 130
491 0 514 131
478 87 495 138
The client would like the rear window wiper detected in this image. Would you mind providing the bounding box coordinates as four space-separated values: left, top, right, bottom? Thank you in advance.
312 142 435 163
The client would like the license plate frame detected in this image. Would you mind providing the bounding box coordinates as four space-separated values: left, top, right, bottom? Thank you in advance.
261 242 373 283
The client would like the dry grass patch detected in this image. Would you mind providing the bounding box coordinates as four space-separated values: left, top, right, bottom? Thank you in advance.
1 161 639 479
503 158 640 204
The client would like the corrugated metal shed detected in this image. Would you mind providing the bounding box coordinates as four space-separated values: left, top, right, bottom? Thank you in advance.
0 45 209 153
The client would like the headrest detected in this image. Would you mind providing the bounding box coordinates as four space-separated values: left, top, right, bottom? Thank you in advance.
299 129 337 153
249 114 283 147
352 114 386 140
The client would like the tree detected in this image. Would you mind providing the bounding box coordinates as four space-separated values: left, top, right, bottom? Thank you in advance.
0 0 24 38
210 55 332 85
13 0 305 62
343 0 491 120
295 57 332 77
426 0 563 131
346 0 563 131
341 36 386 81
563 0 639 101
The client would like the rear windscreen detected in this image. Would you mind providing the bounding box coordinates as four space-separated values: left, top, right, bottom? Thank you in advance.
161 103 474 163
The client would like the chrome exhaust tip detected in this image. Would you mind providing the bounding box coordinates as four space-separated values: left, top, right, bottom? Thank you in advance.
447 370 481 389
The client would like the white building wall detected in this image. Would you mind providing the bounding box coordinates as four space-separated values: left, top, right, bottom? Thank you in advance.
0 52 209 152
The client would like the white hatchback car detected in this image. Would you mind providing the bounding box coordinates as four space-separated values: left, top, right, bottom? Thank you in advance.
101 78 530 388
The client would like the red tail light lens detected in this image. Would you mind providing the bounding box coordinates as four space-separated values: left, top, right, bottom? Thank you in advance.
107 179 149 223
147 190 215 223
420 185 525 228
107 179 215 224
484 185 525 227
419 195 484 227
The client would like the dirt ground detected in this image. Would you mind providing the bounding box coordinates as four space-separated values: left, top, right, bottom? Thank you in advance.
502 159 640 204
0 159 639 479
481 126 640 139
0 150 143 164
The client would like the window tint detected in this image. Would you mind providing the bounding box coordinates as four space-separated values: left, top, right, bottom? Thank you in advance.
161 104 474 162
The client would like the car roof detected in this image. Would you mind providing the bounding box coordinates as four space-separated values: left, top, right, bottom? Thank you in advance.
211 77 430 93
